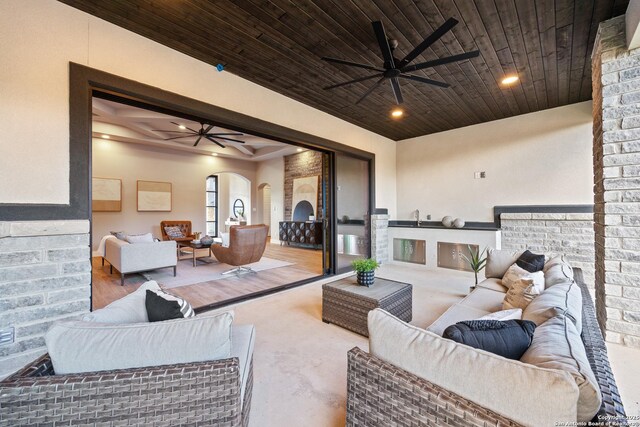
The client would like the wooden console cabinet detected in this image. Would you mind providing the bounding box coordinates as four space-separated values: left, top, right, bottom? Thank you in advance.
279 221 323 247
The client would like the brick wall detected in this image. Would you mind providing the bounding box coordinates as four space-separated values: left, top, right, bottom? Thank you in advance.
0 220 91 378
500 213 595 289
592 16 640 347
284 151 323 221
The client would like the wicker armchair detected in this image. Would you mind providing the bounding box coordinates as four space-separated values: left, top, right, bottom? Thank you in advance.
0 354 252 426
346 269 627 426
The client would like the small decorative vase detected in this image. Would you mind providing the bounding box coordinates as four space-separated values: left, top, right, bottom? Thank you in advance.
200 235 214 245
357 270 375 287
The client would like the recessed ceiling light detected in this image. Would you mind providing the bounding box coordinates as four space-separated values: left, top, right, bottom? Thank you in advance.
501 75 519 86
297 148 303 152
211 153 218 156
391 108 404 118
178 124 186 130
101 134 110 139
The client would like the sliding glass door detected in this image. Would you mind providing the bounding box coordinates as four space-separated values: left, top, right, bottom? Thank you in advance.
335 154 371 273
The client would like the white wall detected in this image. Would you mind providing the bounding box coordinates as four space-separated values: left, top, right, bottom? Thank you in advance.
91 139 256 250
256 157 285 243
0 0 396 216
396 102 594 222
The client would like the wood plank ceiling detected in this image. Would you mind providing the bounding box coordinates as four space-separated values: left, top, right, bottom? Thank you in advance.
58 0 628 141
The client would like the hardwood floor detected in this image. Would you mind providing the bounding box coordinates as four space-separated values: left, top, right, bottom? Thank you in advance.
91 243 324 310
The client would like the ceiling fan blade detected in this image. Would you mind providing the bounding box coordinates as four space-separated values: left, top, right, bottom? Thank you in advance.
208 132 244 136
356 77 386 105
203 124 214 134
372 21 395 69
402 50 480 72
321 57 383 72
151 129 192 133
193 135 203 146
324 73 382 90
390 77 404 104
205 135 226 148
170 121 199 133
399 74 450 88
209 136 245 144
398 18 458 69
164 135 195 140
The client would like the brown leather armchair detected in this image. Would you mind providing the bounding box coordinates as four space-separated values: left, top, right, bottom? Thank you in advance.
160 220 195 243
211 225 269 275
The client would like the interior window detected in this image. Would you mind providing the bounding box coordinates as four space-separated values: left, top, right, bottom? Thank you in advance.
206 175 218 237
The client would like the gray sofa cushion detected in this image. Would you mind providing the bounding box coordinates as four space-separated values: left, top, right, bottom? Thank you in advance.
46 311 234 375
83 280 160 323
369 308 580 426
231 325 256 405
544 255 574 288
520 315 601 422
476 278 507 293
485 249 523 278
523 281 583 333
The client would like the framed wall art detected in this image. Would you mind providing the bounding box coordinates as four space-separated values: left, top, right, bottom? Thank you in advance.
92 177 122 212
137 180 172 212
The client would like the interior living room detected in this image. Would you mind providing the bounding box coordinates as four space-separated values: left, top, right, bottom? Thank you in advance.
1 0 640 426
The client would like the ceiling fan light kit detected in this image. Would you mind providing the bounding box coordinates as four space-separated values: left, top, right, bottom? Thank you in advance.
322 18 479 106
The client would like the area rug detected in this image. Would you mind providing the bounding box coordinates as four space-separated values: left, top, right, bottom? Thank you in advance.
142 257 293 289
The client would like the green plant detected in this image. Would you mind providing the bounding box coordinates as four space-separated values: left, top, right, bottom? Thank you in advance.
351 258 380 273
461 245 487 285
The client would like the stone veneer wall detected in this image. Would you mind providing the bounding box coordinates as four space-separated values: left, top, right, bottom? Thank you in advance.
284 151 323 221
592 16 640 347
370 213 389 263
0 220 91 378
500 213 595 289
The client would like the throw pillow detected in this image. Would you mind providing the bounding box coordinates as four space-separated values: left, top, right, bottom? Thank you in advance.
146 289 195 322
83 280 160 323
110 231 127 241
478 308 522 321
516 250 545 273
125 232 154 244
502 263 544 292
164 226 185 239
503 278 541 310
443 319 536 360
485 249 523 278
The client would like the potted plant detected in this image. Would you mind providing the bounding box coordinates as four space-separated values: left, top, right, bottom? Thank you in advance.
461 245 487 291
352 258 380 287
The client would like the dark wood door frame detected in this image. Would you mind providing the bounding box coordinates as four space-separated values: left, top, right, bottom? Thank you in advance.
38 63 374 273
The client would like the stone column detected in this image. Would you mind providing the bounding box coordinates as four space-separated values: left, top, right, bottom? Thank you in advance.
0 220 91 378
593 15 640 347
371 209 389 264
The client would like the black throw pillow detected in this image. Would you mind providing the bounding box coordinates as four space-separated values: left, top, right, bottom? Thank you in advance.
145 290 195 322
443 319 536 360
516 250 545 273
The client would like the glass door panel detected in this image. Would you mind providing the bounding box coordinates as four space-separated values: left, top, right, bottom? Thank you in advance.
206 175 218 237
335 154 370 273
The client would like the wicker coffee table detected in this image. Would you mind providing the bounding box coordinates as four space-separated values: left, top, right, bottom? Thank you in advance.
322 277 412 337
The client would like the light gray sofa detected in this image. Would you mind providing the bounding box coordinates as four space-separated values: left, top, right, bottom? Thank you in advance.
105 238 177 285
347 254 627 426
1 282 255 426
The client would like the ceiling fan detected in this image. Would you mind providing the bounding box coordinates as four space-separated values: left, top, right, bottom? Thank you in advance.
322 18 479 104
152 121 245 148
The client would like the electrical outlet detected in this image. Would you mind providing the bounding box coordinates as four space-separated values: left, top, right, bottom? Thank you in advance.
480 171 486 178
474 171 481 179
474 171 487 179
0 327 15 346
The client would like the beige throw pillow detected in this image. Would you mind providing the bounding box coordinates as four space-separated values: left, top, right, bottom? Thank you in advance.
502 263 545 292
503 279 541 310
485 249 523 278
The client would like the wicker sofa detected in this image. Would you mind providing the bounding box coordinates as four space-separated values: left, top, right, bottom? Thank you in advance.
346 268 627 426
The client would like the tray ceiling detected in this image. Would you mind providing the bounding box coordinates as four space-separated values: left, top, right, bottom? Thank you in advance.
60 0 628 141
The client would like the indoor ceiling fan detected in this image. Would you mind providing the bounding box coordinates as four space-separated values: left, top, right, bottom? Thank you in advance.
322 18 479 104
152 121 245 148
